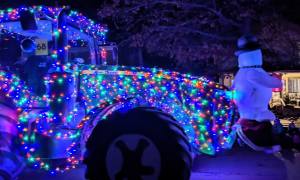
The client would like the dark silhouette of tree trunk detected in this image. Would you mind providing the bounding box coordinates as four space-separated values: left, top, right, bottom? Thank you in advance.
137 48 144 66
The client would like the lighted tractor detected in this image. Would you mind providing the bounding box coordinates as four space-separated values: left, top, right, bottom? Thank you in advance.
0 6 237 180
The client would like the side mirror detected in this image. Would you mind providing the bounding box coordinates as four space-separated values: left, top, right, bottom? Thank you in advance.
99 43 118 65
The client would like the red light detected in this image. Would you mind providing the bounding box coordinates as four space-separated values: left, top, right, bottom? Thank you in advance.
101 48 107 59
271 73 282 92
273 88 282 92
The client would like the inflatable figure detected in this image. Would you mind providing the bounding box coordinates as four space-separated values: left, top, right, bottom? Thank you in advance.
233 35 289 153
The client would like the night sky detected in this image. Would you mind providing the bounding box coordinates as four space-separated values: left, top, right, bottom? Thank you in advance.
1 0 299 24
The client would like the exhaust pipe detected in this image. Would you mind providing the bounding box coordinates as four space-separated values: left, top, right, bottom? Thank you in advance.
20 38 36 53
56 7 70 64
19 9 38 54
19 9 38 31
47 7 75 126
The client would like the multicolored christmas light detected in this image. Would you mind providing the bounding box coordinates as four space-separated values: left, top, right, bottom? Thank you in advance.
0 6 237 174
1 65 237 173
0 6 107 42
79 65 237 154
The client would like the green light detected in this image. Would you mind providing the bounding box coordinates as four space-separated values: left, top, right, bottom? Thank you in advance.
56 132 62 138
51 54 58 59
67 115 72 122
44 164 50 170
129 87 135 93
23 135 29 142
191 89 197 95
57 78 64 84
201 100 208 106
199 125 206 132
53 30 60 37
221 110 225 115
199 134 205 142
19 116 28 123
28 157 35 163
197 117 204 123
17 100 25 106
70 131 80 139
30 134 36 141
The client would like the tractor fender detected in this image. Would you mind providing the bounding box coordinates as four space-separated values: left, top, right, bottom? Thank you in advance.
79 97 196 157
79 100 126 157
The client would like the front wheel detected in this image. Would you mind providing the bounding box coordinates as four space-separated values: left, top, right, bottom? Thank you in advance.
84 107 192 180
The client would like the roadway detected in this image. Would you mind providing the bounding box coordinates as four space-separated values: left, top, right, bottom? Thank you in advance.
19 145 300 180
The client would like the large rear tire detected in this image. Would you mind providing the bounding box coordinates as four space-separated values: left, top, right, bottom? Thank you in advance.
84 107 192 180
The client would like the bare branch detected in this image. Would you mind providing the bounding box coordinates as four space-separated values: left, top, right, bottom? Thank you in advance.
153 26 236 41
115 0 241 27
118 37 132 47
211 0 217 10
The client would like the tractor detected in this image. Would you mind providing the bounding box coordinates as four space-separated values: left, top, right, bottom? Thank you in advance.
0 6 237 180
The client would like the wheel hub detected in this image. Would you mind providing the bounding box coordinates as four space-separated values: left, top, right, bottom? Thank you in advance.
106 134 161 180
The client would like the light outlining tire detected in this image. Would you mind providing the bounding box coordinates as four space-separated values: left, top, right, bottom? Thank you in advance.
84 107 192 180
80 103 120 158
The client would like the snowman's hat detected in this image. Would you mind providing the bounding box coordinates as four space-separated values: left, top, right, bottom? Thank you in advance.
235 34 261 56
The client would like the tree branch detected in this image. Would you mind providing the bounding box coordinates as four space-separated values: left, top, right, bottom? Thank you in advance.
211 0 217 10
115 0 241 27
152 26 236 41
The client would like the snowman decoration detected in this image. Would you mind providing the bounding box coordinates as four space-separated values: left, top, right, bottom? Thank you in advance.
232 34 284 153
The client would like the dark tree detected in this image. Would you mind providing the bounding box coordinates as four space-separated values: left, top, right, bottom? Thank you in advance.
1 0 299 73
97 0 300 73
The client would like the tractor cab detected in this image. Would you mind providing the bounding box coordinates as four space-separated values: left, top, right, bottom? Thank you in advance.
0 6 118 66
0 6 117 94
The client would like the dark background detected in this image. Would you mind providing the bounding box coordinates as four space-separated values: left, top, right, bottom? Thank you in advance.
1 0 300 77
1 0 299 23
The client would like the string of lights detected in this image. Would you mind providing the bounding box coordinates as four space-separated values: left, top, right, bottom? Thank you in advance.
0 6 107 42
1 64 236 173
0 6 237 174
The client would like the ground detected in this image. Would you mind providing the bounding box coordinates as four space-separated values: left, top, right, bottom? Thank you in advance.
18 118 300 180
192 146 300 180
19 145 300 180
